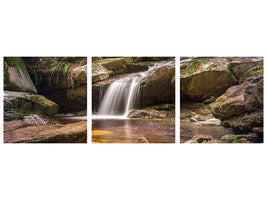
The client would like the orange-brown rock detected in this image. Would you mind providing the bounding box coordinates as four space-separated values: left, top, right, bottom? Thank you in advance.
4 121 87 143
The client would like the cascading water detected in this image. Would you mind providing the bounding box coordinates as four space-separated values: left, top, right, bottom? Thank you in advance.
93 60 175 119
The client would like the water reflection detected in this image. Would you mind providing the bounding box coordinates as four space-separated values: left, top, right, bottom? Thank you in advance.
92 119 175 143
180 121 234 143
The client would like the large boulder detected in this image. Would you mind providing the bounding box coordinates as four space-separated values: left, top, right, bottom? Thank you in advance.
4 121 87 143
209 73 263 133
4 57 37 93
140 65 175 106
25 57 87 112
4 91 58 117
92 62 110 83
209 74 263 119
92 57 149 83
180 57 237 102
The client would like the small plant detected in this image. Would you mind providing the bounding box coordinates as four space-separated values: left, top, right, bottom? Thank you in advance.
63 64 70 75
49 61 57 86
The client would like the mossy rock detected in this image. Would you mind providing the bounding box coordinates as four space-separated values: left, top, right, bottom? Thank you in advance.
4 57 37 93
181 57 237 102
95 57 149 76
221 134 259 143
4 91 58 116
239 66 263 83
229 57 263 79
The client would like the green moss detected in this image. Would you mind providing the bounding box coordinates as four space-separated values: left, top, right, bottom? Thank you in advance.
186 62 200 74
29 94 57 108
140 82 151 88
171 76 175 83
4 65 10 85
240 66 263 82
5 115 24 121
208 99 225 109
4 57 28 77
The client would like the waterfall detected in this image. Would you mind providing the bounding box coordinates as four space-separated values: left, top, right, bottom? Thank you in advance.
94 60 175 119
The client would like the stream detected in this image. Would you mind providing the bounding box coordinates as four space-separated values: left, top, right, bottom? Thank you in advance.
180 120 234 143
92 119 175 143
54 115 87 124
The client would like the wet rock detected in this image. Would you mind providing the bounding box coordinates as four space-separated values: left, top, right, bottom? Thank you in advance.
4 91 58 116
221 133 259 143
197 118 221 126
180 102 214 121
140 65 175 106
203 96 216 104
181 57 237 102
4 121 87 143
4 57 37 93
94 57 149 77
189 117 198 122
185 134 222 143
221 110 263 133
129 108 172 119
136 137 149 143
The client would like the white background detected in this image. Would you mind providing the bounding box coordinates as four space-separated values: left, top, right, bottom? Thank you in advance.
0 0 266 200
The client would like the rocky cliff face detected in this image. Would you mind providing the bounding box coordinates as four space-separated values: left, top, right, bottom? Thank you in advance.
25 57 87 112
181 57 263 139
4 57 37 93
140 65 175 107
92 57 175 114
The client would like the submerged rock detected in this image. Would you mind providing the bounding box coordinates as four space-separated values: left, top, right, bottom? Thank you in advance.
129 108 172 119
136 137 149 143
4 57 37 93
221 133 259 143
197 118 221 126
185 134 222 143
189 117 198 122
